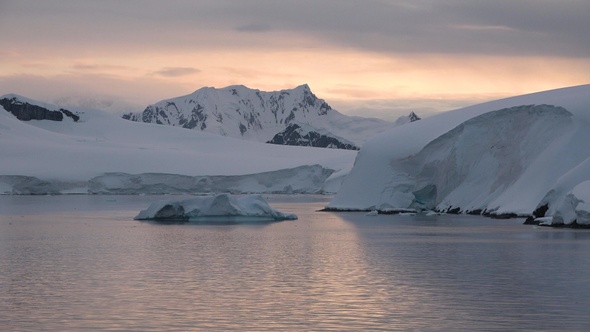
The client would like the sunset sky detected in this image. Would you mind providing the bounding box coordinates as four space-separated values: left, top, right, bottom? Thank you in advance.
1 0 589 119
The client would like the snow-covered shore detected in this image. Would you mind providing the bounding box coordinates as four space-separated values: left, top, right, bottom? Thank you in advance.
327 84 590 227
0 94 356 195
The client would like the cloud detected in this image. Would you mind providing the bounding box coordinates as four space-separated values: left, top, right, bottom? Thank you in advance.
1 0 589 120
0 72 190 106
234 23 272 32
70 64 135 74
153 67 200 77
451 24 515 32
330 95 505 121
2 0 588 57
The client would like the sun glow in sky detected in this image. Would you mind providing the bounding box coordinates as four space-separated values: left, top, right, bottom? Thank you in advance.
1 0 589 119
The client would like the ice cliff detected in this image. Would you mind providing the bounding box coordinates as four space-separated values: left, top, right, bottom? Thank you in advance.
327 84 590 226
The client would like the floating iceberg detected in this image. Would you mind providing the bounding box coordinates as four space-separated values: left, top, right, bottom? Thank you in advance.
134 193 297 223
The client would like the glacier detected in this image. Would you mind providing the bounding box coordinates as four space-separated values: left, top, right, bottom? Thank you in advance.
5 83 590 228
134 193 298 223
0 94 356 195
1 165 335 195
327 84 590 226
87 165 334 195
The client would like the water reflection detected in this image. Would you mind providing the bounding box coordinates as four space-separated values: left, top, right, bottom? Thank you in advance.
333 211 590 330
2 196 590 330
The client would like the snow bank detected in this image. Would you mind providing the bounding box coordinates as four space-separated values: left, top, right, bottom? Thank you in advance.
0 94 356 194
88 165 334 194
533 162 590 226
0 165 336 195
327 84 590 224
134 193 297 222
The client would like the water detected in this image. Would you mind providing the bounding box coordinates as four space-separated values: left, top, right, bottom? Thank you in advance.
2 195 590 331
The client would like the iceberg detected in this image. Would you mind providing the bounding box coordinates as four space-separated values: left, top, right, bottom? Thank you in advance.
134 193 298 223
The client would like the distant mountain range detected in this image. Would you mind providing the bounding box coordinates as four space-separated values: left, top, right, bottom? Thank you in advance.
122 84 418 149
5 83 590 224
0 93 356 195
0 84 420 153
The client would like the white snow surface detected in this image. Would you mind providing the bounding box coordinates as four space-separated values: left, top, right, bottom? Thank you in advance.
0 94 356 194
328 84 590 224
134 193 297 222
123 84 396 146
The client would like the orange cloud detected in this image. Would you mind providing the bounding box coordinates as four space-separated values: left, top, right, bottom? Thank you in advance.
2 39 589 117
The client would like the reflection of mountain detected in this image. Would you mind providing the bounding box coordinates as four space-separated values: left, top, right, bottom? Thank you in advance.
336 211 585 330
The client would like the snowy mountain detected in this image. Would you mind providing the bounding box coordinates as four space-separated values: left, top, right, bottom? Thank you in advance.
122 84 395 147
0 94 356 195
326 84 590 227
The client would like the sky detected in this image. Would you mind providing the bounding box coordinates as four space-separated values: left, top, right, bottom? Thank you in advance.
1 0 589 119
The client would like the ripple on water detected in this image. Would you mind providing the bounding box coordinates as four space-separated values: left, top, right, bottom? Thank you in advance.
2 196 590 330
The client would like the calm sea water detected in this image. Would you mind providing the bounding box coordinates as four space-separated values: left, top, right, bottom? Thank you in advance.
2 195 590 331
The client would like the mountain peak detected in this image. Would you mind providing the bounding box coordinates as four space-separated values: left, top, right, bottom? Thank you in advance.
222 84 252 93
122 84 393 146
393 111 422 126
192 84 313 96
295 83 311 91
408 112 421 122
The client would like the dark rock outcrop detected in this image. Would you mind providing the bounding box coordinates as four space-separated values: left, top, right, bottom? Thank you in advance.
267 124 359 150
0 97 79 122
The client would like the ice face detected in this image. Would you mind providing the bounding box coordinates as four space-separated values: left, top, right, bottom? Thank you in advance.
134 194 298 223
329 98 590 219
